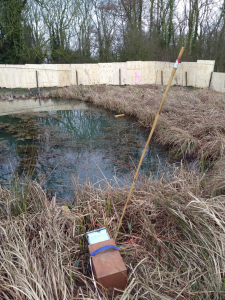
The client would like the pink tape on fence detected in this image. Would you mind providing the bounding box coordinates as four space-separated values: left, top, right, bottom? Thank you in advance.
135 72 141 84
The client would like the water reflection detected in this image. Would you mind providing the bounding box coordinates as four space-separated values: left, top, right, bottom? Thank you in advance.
0 99 172 200
0 98 87 116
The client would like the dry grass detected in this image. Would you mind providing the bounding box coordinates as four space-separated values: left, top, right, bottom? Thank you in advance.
203 158 225 196
1 168 225 299
1 85 225 298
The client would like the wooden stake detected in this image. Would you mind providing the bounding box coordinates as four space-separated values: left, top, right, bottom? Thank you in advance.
209 72 213 88
119 69 121 86
161 71 163 85
185 71 188 87
114 47 185 240
36 71 41 100
76 71 78 86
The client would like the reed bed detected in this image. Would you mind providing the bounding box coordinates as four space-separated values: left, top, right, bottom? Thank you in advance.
0 167 225 299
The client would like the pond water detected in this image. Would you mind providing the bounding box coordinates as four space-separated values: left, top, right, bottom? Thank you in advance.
0 99 174 200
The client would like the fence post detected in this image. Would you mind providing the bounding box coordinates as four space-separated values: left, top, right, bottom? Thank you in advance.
208 72 213 88
36 71 41 100
76 71 78 86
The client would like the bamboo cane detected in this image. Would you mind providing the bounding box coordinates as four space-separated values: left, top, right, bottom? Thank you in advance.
114 47 185 240
115 114 125 118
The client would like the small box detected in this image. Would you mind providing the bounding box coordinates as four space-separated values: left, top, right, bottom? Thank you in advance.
87 230 127 294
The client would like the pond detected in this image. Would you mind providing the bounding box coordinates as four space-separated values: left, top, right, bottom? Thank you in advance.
0 98 175 200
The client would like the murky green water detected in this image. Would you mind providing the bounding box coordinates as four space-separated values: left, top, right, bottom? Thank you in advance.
0 99 174 200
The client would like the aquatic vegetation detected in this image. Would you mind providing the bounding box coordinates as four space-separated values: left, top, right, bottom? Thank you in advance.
17 145 38 172
0 112 60 141
43 85 225 199
0 106 170 199
44 85 225 162
0 139 8 161
0 112 71 174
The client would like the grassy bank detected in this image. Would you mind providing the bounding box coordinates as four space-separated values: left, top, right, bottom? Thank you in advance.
1 167 225 299
0 85 225 299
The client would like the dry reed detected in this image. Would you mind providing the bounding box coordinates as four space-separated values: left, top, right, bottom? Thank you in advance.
0 167 225 299
0 85 225 298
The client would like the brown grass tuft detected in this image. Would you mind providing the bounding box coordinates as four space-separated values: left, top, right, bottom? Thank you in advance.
203 157 225 196
1 168 225 299
1 85 225 298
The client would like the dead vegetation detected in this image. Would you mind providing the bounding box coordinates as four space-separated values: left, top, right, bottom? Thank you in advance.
0 168 225 299
203 158 225 196
0 112 60 141
0 85 225 299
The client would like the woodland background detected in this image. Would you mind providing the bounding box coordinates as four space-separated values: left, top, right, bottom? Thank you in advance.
0 0 225 71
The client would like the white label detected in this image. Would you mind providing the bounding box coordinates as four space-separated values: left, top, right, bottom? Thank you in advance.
173 60 179 69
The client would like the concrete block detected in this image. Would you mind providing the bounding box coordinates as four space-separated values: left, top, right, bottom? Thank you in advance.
85 64 100 85
196 60 215 88
14 65 26 88
25 64 59 88
25 69 36 88
141 61 156 84
99 63 114 85
6 65 28 88
25 64 41 88
0 65 19 88
113 62 127 85
0 60 222 91
71 64 85 85
127 61 142 70
155 62 171 85
127 61 142 85
154 61 183 86
211 72 225 93
41 64 58 87
0 65 13 88
181 62 197 87
72 64 100 85
0 65 10 88
57 64 71 87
